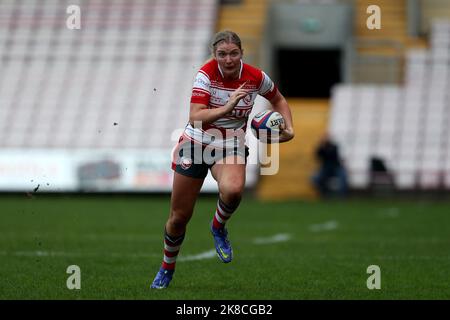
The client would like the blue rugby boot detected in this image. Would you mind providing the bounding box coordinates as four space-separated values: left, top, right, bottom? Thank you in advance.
210 223 233 263
150 267 174 289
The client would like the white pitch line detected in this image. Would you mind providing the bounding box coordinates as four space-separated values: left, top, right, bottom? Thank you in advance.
178 249 217 262
252 233 291 245
1 232 295 262
0 250 160 259
3 250 86 258
309 220 339 232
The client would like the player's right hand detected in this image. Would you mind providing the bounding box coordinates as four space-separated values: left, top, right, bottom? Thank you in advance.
226 82 249 110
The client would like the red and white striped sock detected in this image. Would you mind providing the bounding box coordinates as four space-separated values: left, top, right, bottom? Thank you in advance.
161 230 184 270
212 198 239 230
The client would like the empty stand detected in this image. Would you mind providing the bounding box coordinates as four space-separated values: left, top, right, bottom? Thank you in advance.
0 0 217 149
329 20 450 190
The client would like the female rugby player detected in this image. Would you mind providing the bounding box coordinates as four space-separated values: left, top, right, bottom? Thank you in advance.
151 30 294 289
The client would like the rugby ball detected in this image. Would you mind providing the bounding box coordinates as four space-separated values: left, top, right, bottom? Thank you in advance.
250 110 284 143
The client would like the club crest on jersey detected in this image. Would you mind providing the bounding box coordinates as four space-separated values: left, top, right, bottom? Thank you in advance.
243 94 252 105
180 157 193 170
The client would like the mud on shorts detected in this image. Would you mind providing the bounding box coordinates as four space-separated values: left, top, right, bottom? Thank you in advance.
171 135 249 179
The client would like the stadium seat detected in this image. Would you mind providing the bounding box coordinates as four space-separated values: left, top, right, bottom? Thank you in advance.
396 171 416 189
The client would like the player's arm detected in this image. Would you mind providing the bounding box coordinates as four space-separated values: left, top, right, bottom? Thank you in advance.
270 90 295 143
189 83 249 125
189 103 230 125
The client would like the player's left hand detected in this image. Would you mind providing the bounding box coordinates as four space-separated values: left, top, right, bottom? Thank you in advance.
279 122 295 143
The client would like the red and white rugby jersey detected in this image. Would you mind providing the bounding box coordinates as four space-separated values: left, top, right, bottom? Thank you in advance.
185 59 278 148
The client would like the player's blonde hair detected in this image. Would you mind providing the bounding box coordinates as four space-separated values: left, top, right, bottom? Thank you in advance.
209 30 242 55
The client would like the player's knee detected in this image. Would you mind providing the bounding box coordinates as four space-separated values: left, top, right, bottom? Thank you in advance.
168 210 191 230
220 181 244 205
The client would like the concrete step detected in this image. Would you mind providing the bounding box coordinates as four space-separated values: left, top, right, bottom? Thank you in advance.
257 99 330 201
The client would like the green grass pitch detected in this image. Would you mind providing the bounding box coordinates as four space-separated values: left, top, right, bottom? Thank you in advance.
1 194 449 299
